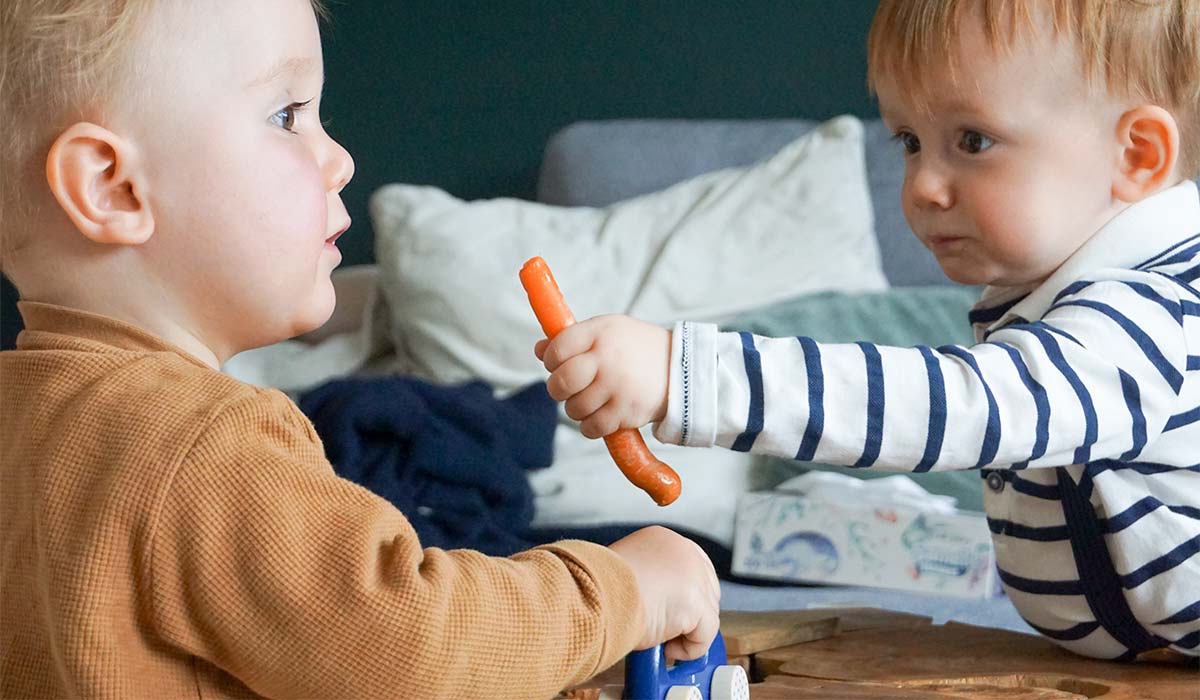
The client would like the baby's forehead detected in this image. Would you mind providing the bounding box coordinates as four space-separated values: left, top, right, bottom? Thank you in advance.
872 4 1087 96
877 30 1094 111
129 1 324 90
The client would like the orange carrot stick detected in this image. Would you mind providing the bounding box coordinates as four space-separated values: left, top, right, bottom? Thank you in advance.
520 256 682 506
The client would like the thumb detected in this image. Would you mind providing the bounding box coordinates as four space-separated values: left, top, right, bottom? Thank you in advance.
663 635 709 663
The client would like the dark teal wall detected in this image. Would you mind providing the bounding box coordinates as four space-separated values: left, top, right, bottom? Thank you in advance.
320 1 882 267
1 1 882 348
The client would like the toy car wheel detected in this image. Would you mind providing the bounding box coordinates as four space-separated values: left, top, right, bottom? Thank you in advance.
664 685 704 700
710 664 750 700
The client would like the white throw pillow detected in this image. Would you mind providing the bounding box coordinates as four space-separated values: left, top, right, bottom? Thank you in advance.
370 115 886 395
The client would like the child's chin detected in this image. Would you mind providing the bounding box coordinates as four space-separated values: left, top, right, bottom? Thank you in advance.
938 261 991 286
294 300 337 337
271 291 337 343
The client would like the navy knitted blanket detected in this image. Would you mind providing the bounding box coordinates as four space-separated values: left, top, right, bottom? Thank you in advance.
299 375 739 576
299 376 557 555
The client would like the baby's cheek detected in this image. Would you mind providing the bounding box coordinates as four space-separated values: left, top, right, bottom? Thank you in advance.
294 179 329 238
970 189 1036 258
261 158 329 247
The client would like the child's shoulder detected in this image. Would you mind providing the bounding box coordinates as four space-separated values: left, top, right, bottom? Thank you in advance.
102 353 313 459
4 324 309 465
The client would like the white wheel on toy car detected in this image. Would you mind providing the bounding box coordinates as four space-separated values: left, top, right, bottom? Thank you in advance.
710 664 750 700
664 685 704 700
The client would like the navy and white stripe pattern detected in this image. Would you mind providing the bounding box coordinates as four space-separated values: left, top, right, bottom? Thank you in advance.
655 181 1200 659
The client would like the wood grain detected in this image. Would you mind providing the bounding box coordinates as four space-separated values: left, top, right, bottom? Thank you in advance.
718 609 839 656
749 674 1113 699
770 618 1197 700
558 608 1198 700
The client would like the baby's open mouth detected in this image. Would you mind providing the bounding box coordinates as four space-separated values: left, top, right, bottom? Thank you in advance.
326 221 350 245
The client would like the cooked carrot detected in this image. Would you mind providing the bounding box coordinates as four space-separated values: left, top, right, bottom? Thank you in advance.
601 431 682 507
519 256 577 338
520 256 682 506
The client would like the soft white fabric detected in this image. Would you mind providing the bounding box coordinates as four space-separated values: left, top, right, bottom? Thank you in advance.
369 115 886 396
528 428 776 544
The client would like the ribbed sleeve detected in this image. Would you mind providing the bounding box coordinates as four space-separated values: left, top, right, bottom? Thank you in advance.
147 392 642 699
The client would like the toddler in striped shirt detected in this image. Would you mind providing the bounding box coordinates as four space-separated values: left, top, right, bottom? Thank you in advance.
536 0 1200 661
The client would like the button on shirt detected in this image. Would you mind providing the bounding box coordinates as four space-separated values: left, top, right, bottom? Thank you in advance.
656 181 1200 659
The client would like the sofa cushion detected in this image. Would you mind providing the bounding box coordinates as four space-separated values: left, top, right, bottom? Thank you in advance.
370 115 887 395
536 118 943 288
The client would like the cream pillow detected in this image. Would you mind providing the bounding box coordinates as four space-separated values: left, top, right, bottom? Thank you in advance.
370 115 886 394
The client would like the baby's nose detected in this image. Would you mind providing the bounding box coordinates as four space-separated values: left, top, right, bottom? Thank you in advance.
908 162 953 210
324 138 355 194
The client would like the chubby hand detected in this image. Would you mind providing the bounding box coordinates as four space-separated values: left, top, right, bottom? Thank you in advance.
610 526 721 661
534 315 671 439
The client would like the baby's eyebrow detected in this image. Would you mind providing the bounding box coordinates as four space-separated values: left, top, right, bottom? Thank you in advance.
247 56 319 89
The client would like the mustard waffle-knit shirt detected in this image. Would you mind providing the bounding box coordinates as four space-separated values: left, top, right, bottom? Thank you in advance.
0 302 642 699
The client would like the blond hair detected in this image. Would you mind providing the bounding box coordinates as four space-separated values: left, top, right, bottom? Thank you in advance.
0 0 328 274
867 0 1200 177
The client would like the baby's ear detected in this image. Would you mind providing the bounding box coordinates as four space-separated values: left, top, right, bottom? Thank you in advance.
1112 105 1180 204
45 122 154 245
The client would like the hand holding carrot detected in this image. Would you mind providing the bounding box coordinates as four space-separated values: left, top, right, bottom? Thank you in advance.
520 257 680 506
533 314 672 439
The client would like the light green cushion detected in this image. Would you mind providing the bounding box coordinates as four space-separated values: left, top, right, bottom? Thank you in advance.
722 286 988 512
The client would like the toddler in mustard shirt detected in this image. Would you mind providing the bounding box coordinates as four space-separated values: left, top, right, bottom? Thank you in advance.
0 2 719 698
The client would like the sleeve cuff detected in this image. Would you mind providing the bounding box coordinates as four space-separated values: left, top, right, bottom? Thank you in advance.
534 539 645 674
653 321 719 448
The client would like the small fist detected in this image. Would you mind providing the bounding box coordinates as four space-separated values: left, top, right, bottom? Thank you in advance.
534 315 671 439
610 526 720 661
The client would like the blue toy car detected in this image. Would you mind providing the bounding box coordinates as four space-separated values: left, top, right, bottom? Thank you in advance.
596 631 749 700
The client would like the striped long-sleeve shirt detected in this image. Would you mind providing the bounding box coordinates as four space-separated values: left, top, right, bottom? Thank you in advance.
655 180 1200 660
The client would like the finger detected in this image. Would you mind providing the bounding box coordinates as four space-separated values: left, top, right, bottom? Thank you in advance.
534 338 549 360
700 576 720 626
579 403 621 439
667 606 721 662
662 638 690 663
542 323 596 372
696 545 721 605
702 570 720 611
564 381 609 422
547 355 598 403
680 539 720 606
663 623 714 662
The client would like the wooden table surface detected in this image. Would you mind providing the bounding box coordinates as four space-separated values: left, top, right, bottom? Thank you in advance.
562 607 1198 700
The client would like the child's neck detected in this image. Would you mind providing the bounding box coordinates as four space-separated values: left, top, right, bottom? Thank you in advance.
56 292 222 368
13 251 226 369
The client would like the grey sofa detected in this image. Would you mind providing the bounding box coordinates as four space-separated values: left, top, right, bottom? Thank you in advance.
538 117 948 289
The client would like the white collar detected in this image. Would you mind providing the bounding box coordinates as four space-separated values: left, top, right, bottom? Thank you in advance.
972 180 1200 333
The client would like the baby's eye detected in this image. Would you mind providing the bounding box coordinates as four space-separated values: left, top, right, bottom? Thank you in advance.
893 130 920 155
269 100 311 133
270 105 296 132
958 130 994 154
